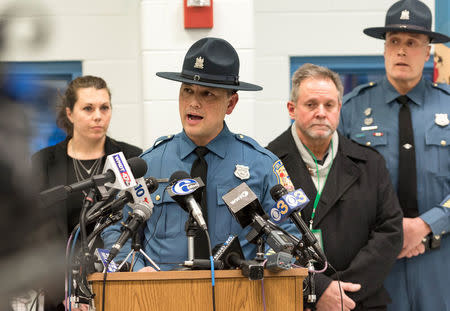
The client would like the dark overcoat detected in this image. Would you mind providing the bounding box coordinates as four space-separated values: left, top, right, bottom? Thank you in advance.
267 128 403 310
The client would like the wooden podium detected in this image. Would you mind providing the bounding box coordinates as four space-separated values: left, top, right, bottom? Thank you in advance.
88 268 307 311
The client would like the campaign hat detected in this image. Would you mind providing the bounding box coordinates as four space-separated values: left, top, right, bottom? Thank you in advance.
363 0 449 43
156 37 262 91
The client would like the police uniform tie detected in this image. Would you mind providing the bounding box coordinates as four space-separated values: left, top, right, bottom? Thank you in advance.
397 95 419 218
190 146 209 259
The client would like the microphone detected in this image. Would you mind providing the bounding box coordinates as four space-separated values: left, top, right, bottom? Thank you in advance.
105 176 158 263
40 153 147 206
213 235 264 280
265 252 293 271
269 184 327 263
222 182 294 254
213 235 245 269
106 200 153 263
88 176 159 222
166 171 207 230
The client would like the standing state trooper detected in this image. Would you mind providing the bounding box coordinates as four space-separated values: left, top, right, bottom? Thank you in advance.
102 37 296 271
339 0 450 310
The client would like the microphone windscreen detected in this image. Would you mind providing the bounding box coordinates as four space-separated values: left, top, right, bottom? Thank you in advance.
127 157 148 179
169 170 191 183
146 177 159 194
270 184 288 202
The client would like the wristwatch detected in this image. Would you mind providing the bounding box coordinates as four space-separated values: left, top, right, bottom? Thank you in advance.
422 233 441 251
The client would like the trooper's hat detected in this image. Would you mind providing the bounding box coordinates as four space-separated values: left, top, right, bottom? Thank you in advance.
156 37 262 91
363 0 449 43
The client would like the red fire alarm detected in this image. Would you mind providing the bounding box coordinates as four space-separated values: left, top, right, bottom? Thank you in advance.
184 0 213 29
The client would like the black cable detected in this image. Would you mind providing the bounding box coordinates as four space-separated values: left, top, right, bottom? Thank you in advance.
328 264 343 311
204 230 216 311
86 212 123 250
28 289 43 311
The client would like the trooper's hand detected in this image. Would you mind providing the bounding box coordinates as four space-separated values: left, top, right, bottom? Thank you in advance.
138 266 156 272
398 217 430 259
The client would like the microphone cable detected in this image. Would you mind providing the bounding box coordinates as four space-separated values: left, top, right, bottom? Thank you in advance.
204 229 216 311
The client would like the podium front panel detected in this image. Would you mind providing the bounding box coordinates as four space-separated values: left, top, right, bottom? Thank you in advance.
89 269 307 311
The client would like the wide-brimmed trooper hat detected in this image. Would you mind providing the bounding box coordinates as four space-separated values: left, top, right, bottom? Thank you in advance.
156 37 262 91
363 0 450 43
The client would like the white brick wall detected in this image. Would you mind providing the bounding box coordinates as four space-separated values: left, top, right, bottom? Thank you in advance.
0 0 437 150
254 0 435 145
140 0 257 149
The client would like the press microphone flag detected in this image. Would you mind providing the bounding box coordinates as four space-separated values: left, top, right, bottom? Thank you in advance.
221 182 266 228
269 186 309 224
166 171 207 230
40 154 147 207
222 182 294 253
270 184 327 263
103 152 139 190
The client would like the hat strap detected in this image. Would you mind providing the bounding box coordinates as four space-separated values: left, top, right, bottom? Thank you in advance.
181 71 239 86
386 24 431 33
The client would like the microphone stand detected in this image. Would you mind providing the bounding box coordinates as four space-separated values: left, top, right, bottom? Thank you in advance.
118 230 160 271
179 214 218 270
185 214 199 262
75 182 111 305
255 237 266 263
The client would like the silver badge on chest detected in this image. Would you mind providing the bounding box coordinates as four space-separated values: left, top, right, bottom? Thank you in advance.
435 113 449 127
364 117 374 126
234 164 250 180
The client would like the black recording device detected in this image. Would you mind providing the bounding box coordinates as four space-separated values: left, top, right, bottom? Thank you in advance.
222 182 294 254
213 235 264 280
270 184 327 263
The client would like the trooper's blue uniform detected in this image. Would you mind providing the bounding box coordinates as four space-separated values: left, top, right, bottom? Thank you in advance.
102 123 296 271
339 77 450 311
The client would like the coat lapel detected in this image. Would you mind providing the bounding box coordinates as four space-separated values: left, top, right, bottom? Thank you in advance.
48 139 69 187
274 129 318 208
312 137 362 227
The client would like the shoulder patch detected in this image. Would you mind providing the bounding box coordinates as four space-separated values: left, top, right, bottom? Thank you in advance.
272 159 294 191
431 82 450 95
343 81 378 104
441 195 450 208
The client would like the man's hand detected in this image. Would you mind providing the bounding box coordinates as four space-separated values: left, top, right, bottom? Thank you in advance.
403 243 425 258
138 266 157 272
398 217 431 259
314 281 361 311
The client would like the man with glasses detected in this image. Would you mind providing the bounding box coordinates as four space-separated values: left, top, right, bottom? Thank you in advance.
339 0 450 310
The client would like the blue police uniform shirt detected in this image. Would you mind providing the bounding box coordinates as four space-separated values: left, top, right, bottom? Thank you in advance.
101 123 297 271
339 76 449 237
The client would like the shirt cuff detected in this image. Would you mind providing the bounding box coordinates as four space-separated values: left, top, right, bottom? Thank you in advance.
420 205 449 236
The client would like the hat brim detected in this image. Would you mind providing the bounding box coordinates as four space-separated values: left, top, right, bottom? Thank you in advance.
156 72 262 91
363 26 450 43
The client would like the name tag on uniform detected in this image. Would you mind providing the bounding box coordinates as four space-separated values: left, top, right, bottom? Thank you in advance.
361 125 378 131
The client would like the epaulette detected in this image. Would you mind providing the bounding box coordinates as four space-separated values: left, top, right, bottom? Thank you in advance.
141 134 174 157
235 133 271 156
343 81 377 104
431 82 450 95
